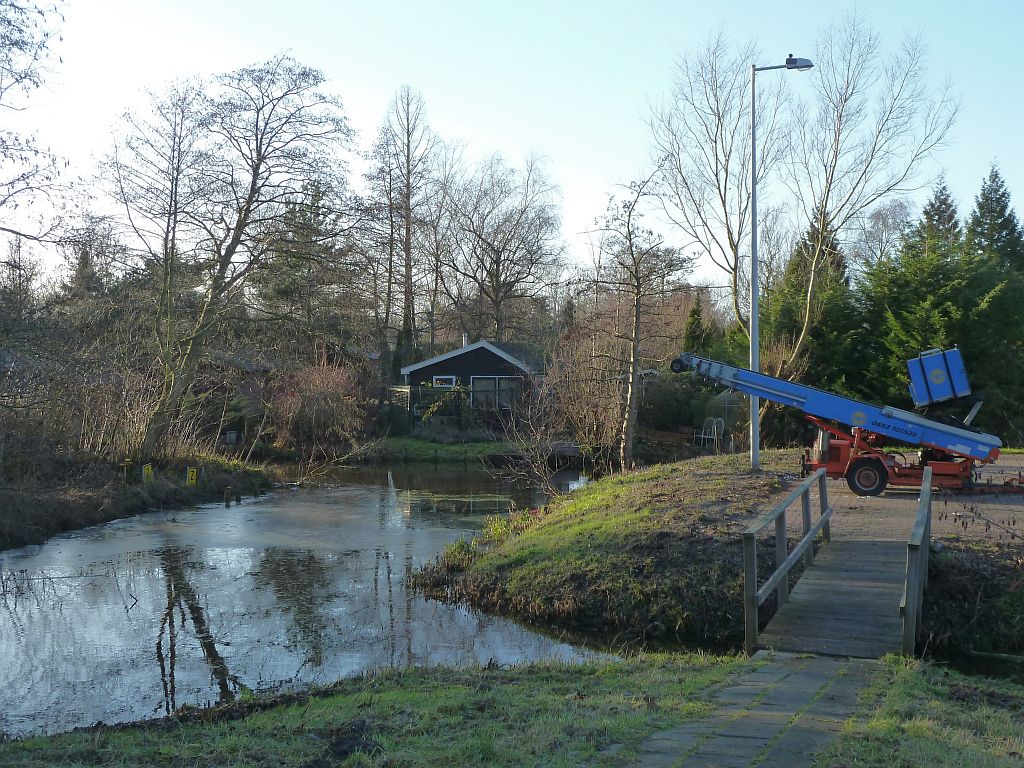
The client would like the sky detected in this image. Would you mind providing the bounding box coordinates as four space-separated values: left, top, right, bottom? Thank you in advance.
16 0 1024 281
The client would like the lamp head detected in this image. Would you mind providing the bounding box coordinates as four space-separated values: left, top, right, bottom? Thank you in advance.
786 54 814 72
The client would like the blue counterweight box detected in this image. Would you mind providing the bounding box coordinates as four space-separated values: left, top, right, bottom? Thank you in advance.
907 348 971 407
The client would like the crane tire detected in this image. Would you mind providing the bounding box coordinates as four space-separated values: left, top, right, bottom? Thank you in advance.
846 458 888 496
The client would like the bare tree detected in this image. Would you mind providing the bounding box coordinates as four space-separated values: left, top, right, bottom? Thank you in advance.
776 15 956 377
360 125 402 381
650 31 786 333
595 174 693 469
385 86 436 368
0 1 62 242
418 141 462 353
848 197 912 273
443 154 562 342
108 55 352 459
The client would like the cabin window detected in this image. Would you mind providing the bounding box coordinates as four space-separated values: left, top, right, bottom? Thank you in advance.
470 376 522 409
432 375 457 387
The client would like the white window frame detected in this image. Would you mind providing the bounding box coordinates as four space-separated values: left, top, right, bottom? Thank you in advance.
469 375 523 407
432 375 457 387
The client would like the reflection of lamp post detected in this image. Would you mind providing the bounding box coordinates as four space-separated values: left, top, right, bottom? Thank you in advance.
749 54 813 469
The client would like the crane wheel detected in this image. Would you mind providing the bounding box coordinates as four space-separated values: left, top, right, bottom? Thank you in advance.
846 458 888 496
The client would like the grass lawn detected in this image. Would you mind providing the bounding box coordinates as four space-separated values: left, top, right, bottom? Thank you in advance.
367 437 515 463
816 657 1024 768
0 654 744 768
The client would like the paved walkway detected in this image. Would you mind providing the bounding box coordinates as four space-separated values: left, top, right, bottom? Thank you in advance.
628 651 878 768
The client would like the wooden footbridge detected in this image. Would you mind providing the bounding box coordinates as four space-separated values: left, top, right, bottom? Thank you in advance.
743 468 933 659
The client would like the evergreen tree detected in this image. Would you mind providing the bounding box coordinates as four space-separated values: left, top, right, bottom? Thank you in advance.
763 216 855 390
903 181 962 258
965 166 1024 273
681 291 710 354
855 192 1024 442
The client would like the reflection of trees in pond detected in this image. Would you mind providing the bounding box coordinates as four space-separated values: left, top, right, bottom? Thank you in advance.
406 493 513 522
155 547 238 713
252 548 331 667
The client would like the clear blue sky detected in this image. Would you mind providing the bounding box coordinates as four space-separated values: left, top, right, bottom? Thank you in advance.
24 0 1024 277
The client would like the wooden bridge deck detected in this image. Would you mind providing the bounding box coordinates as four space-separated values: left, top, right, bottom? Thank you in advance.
757 539 907 658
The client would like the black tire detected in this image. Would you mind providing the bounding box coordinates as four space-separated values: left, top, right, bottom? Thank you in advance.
846 458 888 496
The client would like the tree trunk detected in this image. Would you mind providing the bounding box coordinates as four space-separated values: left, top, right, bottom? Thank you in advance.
139 362 194 460
619 293 643 470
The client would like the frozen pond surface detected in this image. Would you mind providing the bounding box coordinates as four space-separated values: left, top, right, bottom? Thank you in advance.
0 466 591 736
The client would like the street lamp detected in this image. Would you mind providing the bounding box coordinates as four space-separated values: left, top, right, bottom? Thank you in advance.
749 54 813 470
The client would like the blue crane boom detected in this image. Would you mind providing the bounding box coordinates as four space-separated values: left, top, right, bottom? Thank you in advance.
670 352 1001 463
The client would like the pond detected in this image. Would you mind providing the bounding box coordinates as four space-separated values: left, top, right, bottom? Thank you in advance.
0 466 592 737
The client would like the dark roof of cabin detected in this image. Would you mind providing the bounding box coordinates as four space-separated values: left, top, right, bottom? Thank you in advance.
399 340 534 376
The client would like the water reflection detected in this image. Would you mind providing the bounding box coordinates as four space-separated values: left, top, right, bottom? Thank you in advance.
252 548 332 668
157 546 240 712
0 465 590 737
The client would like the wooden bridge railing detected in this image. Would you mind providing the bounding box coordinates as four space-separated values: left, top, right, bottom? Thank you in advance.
742 468 834 655
900 466 933 655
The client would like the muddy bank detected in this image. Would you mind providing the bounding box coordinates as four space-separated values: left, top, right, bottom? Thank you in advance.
0 458 272 551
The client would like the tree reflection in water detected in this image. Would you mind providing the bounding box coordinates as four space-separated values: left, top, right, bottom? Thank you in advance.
155 547 238 712
252 548 332 667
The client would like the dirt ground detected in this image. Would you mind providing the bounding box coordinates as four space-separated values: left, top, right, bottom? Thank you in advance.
798 453 1024 544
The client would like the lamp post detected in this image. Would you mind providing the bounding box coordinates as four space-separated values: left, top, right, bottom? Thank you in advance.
749 54 812 470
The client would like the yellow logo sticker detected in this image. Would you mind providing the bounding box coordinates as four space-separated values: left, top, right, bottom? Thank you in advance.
929 368 947 384
851 410 867 426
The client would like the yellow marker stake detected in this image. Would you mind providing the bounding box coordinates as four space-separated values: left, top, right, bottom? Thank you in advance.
186 467 198 486
142 463 153 483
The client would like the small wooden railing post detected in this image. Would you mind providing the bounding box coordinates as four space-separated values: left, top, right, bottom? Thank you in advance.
743 531 757 656
901 467 933 655
774 512 789 607
817 471 831 542
800 487 813 568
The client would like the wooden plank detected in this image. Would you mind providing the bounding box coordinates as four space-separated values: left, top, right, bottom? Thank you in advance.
764 614 901 634
757 634 899 658
757 536 907 659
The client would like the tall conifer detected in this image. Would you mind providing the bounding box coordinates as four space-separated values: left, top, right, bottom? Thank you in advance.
965 165 1024 272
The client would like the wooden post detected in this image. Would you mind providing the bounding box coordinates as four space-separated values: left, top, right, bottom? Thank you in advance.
923 492 931 591
224 487 232 508
743 531 758 655
902 543 921 655
801 488 813 568
817 472 831 542
774 513 788 606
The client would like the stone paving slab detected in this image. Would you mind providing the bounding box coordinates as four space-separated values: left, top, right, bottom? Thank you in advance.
626 651 880 768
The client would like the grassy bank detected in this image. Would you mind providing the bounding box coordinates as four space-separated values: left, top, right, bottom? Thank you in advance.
0 654 743 767
366 436 516 463
816 657 1024 768
0 455 273 552
412 450 801 647
7 653 1022 767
